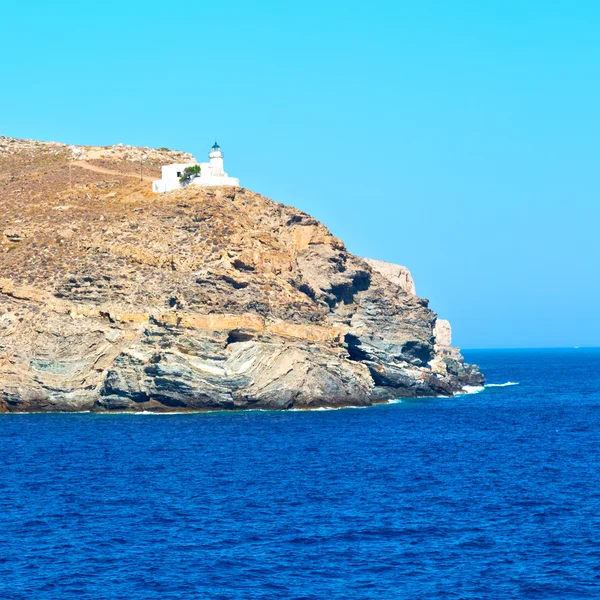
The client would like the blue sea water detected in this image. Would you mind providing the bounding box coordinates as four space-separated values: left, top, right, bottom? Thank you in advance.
0 349 599 599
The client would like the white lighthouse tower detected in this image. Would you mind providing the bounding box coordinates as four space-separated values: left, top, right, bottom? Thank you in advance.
209 142 225 177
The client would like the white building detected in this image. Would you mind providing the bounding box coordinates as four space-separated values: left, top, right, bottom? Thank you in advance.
152 142 240 193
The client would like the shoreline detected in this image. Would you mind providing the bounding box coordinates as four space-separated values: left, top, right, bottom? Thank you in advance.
0 385 502 415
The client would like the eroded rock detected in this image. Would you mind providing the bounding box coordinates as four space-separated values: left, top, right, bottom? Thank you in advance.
0 138 484 412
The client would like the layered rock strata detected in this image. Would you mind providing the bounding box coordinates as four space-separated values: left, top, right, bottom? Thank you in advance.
0 137 483 412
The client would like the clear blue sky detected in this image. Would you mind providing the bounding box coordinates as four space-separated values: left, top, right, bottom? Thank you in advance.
1 0 598 348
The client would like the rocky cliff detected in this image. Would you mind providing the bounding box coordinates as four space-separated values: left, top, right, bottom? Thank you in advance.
0 137 483 412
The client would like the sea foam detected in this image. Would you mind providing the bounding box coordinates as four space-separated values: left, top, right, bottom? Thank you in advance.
457 385 485 395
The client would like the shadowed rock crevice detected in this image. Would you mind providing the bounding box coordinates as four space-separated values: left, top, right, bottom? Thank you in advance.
344 333 370 362
398 341 434 367
226 329 256 345
232 259 255 272
325 271 371 308
297 283 317 301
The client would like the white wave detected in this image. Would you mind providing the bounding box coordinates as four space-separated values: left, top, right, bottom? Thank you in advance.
134 411 196 415
485 381 519 388
457 385 485 395
289 405 369 412
387 399 403 405
0 410 93 415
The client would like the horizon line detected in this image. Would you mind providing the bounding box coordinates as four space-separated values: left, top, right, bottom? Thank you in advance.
462 346 600 351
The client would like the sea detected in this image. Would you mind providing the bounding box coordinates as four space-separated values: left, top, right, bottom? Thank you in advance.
0 348 599 599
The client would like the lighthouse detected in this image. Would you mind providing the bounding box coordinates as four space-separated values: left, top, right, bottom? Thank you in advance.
209 142 225 177
152 141 240 192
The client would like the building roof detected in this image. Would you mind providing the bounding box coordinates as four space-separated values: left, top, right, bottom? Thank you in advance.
212 142 220 149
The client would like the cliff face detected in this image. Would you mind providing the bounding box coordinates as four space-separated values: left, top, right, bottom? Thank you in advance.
0 137 483 412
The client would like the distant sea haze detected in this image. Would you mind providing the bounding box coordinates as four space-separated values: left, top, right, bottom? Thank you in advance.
0 348 598 598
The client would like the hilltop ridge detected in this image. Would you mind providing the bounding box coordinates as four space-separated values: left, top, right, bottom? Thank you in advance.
0 137 483 412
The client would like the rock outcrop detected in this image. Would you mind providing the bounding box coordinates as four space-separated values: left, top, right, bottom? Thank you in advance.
363 258 416 295
0 137 484 412
434 319 453 349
